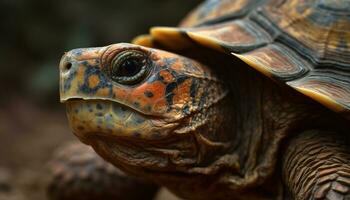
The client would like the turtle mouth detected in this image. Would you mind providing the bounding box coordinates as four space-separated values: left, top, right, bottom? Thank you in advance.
63 98 181 144
62 98 202 175
62 97 150 116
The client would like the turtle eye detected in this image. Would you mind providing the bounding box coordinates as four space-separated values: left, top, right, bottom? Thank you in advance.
110 50 150 85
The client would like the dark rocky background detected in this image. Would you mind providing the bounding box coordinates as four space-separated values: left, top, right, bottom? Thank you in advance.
0 0 200 199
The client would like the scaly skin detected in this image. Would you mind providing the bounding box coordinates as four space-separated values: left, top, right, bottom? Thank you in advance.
59 43 350 199
283 130 350 200
47 142 159 200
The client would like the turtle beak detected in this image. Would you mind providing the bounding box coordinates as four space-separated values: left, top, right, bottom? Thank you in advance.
59 52 73 103
59 51 81 103
58 47 107 103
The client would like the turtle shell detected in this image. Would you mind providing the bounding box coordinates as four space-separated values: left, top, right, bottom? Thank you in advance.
134 0 350 119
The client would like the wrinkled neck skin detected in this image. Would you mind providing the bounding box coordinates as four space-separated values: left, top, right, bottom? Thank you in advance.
89 49 336 200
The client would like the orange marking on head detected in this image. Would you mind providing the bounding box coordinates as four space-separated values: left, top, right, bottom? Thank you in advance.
146 82 167 113
88 75 100 88
170 59 184 71
173 78 192 105
128 82 167 110
159 70 174 83
145 82 166 101
78 49 101 60
113 87 130 102
77 66 85 79
97 88 110 97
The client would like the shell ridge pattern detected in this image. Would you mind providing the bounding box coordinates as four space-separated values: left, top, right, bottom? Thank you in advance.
230 19 273 52
182 0 269 27
249 10 324 69
184 18 272 53
233 41 312 81
254 0 350 68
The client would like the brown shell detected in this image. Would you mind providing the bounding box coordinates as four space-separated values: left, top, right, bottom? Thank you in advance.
135 0 350 119
180 0 266 27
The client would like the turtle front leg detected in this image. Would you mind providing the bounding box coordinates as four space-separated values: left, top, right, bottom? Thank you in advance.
282 130 350 200
47 142 160 200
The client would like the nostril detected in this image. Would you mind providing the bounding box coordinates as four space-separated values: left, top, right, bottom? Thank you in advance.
63 62 72 72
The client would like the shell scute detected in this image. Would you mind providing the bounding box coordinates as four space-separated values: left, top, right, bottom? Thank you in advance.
233 43 310 81
288 73 350 114
186 19 271 52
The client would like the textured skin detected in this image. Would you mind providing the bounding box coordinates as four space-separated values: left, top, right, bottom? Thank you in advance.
47 142 158 200
149 0 350 118
58 0 350 199
60 43 227 142
283 130 350 200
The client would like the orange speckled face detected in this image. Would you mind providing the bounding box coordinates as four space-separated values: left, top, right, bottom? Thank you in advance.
59 43 228 175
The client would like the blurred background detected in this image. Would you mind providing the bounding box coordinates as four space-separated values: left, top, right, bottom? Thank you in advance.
0 0 200 199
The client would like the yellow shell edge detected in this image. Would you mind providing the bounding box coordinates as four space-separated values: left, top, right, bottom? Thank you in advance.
150 27 193 50
187 32 225 52
290 86 346 113
131 34 154 47
231 53 273 78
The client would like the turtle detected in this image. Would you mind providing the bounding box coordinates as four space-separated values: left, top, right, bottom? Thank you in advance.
58 0 350 199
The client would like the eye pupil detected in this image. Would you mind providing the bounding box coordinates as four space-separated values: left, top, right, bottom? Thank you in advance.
118 58 142 77
110 50 150 85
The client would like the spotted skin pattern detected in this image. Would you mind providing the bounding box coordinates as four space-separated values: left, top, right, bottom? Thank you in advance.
60 43 227 142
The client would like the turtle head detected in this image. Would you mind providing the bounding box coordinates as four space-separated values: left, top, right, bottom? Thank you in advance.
59 43 231 182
